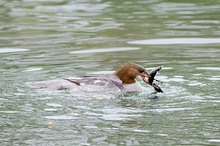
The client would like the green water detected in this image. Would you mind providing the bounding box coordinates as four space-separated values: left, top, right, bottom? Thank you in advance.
1 0 220 145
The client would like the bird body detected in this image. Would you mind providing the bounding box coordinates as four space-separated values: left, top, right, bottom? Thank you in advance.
30 63 162 93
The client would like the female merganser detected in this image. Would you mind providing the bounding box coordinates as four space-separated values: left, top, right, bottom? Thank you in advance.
30 63 162 93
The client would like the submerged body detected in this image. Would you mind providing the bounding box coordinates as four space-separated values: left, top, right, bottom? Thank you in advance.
30 63 162 93
30 75 144 93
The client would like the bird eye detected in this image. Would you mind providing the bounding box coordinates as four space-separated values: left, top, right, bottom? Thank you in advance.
139 69 144 73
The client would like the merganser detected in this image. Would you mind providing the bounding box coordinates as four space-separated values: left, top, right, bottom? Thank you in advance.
30 63 163 93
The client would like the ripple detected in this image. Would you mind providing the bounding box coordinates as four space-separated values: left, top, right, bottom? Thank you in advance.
165 77 187 82
23 67 43 72
44 108 59 112
44 115 77 120
193 74 202 76
196 67 220 71
148 107 194 113
98 107 143 121
101 113 141 121
46 103 63 107
70 47 140 54
84 125 98 129
207 77 220 81
102 113 142 121
133 129 150 133
157 133 169 137
208 139 220 143
188 81 206 86
128 38 220 45
35 2 110 13
0 48 29 53
0 111 18 114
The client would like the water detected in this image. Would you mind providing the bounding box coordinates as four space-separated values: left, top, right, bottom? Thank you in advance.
1 0 220 145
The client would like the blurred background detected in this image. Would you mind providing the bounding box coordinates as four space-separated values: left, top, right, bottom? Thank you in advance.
0 0 220 145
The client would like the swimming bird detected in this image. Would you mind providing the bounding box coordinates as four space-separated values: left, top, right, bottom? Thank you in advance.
30 63 162 93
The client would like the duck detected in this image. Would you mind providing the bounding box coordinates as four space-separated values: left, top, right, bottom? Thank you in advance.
30 62 162 93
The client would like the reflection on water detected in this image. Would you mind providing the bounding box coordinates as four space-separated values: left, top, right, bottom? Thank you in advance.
70 47 140 54
1 0 220 145
128 38 220 45
0 48 29 53
196 67 220 71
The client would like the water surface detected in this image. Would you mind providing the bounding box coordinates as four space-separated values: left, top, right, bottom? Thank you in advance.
1 0 220 145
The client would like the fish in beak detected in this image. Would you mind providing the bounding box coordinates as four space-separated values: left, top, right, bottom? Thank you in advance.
142 66 163 93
